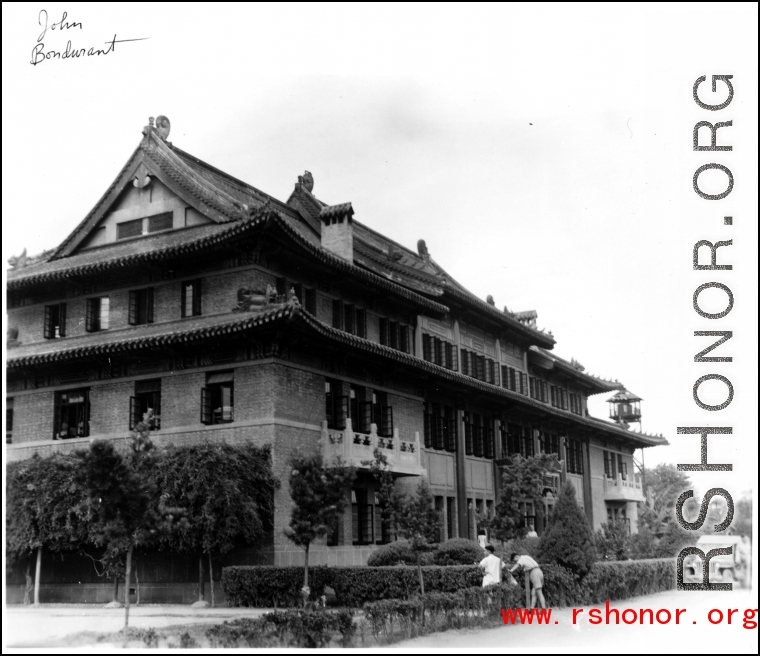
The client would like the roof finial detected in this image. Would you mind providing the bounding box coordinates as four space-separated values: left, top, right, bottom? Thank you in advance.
302 170 314 193
417 239 429 257
155 115 171 141
486 295 495 306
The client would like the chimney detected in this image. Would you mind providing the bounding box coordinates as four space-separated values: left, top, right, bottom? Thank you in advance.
320 202 354 262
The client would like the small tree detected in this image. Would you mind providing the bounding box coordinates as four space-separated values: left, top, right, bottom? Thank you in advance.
157 442 278 607
490 453 559 565
628 523 658 560
394 481 440 595
538 482 596 577
6 453 88 606
596 519 630 561
654 520 696 558
284 451 355 601
363 448 404 542
77 422 184 629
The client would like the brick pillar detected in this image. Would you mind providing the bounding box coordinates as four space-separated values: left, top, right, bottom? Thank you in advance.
456 409 469 539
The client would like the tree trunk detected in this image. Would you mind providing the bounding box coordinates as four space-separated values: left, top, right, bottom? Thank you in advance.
135 568 140 606
24 559 33 606
112 576 119 603
33 546 42 607
417 551 425 627
198 553 205 602
124 545 133 630
209 553 215 608
304 544 310 587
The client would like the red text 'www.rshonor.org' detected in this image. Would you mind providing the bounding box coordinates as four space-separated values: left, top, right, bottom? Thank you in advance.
501 603 758 628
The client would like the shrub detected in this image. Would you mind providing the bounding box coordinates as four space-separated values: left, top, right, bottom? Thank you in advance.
538 483 596 577
367 540 433 567
502 537 541 560
595 520 630 561
222 565 482 608
433 538 485 566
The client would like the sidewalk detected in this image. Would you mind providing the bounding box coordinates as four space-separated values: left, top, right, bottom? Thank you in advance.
3 604 273 648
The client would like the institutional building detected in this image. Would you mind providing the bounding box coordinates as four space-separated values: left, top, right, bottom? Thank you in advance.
5 116 666 600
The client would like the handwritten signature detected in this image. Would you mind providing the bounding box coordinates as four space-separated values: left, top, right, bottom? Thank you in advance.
31 9 148 66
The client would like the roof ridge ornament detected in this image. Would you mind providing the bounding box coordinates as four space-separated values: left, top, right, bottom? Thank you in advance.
155 115 171 141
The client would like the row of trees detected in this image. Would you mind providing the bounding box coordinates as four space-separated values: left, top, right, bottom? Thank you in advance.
6 419 278 628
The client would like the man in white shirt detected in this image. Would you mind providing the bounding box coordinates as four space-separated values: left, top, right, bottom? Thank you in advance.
478 545 506 587
510 552 547 609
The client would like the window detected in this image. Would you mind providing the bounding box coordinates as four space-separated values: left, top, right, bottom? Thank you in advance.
502 423 534 458
128 288 154 325
117 219 143 240
352 488 374 545
422 335 457 370
44 303 67 339
435 496 445 542
130 380 161 430
6 398 13 444
425 402 447 450
530 377 549 402
332 300 367 338
54 389 90 439
380 318 410 353
147 212 173 233
86 297 110 332
484 417 495 458
446 497 456 539
460 348 470 376
464 412 474 455
472 413 484 457
325 378 347 430
618 454 627 480
181 279 202 317
567 438 584 474
201 371 234 424
603 450 617 478
373 391 393 437
569 393 583 416
540 431 559 456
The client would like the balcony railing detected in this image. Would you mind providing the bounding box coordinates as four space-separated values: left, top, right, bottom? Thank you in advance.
603 472 644 502
320 418 426 477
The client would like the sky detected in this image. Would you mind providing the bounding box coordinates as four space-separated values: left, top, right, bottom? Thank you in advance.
2 4 757 497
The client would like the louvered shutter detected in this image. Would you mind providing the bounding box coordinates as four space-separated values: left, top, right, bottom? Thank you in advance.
360 401 373 433
446 408 458 452
337 395 348 430
379 318 389 346
85 299 95 332
449 344 458 371
332 300 343 330
424 407 432 448
44 306 53 339
344 304 355 334
464 413 473 455
147 288 155 323
493 361 500 386
400 325 410 353
58 303 67 337
192 279 202 316
129 396 138 430
53 394 63 438
422 334 432 361
434 413 445 450
460 349 469 376
381 406 393 437
485 421 494 458
356 309 367 338
200 388 212 424
128 291 137 325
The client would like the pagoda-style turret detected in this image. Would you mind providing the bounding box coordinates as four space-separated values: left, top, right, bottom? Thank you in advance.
607 390 642 428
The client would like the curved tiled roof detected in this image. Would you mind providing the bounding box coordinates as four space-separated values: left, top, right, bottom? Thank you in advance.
7 300 667 449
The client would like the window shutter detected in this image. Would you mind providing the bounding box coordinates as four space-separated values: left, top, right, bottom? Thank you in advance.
200 387 212 424
53 394 63 438
422 334 432 361
58 303 67 337
181 282 188 318
332 300 344 330
325 385 334 427
434 414 445 450
356 309 367 338
379 318 389 346
129 396 138 430
449 344 458 371
485 421 494 459
146 288 154 323
293 283 303 304
337 395 348 430
44 306 53 339
464 413 473 455
381 405 393 437
446 408 458 452
128 290 137 325
493 361 500 386
85 299 94 332
305 288 317 315
389 322 399 350
344 304 355 334
193 279 202 316
400 325 410 353
424 408 432 448
360 401 373 433
460 349 469 376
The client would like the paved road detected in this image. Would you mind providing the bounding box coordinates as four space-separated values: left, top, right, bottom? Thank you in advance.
3 604 272 648
396 589 758 653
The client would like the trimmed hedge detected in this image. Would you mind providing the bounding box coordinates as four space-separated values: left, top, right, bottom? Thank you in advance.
222 565 482 608
206 609 355 648
363 584 525 643
433 538 486 566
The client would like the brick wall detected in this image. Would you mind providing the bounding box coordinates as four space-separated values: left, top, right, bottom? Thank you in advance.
8 391 54 443
162 372 206 429
90 381 132 435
